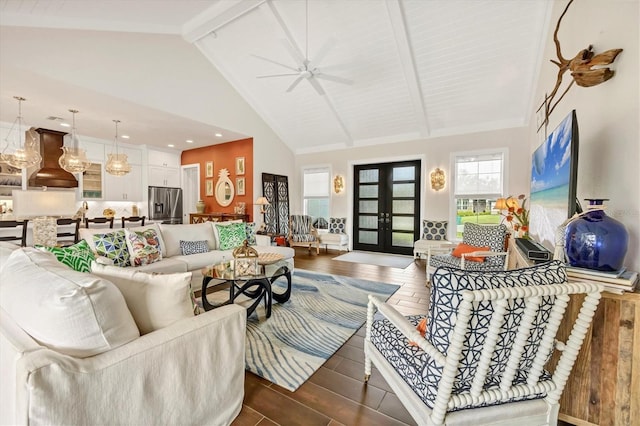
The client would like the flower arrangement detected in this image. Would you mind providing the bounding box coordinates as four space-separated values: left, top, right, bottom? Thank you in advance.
499 194 530 238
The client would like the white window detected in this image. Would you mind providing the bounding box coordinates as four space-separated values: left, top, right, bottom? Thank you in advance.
303 167 330 228
452 151 506 239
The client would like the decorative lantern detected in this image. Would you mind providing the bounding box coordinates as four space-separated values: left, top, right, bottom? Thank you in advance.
232 240 259 279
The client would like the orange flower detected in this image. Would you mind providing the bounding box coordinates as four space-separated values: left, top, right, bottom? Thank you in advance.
521 225 529 232
516 208 524 214
506 216 513 222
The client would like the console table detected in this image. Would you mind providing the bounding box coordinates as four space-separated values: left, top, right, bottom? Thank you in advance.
508 242 639 425
189 213 250 223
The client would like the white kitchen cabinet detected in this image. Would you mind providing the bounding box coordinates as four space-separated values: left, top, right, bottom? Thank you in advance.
79 163 104 200
104 164 142 201
149 166 180 187
148 149 180 168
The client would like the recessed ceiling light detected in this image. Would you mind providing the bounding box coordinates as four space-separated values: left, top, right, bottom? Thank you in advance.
121 135 130 139
59 122 70 127
186 139 193 143
168 144 175 148
215 133 222 137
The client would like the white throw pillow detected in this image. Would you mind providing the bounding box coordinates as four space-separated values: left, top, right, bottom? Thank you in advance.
91 262 196 334
160 223 215 257
0 248 140 357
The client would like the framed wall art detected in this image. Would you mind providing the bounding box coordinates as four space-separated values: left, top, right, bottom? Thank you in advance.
236 177 245 196
235 157 245 175
205 161 214 178
205 179 214 196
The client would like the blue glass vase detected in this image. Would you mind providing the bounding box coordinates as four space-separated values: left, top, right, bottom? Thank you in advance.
565 199 629 271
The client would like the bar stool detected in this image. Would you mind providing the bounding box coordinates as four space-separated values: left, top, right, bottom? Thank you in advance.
56 218 81 246
0 219 29 247
85 217 114 229
121 216 145 228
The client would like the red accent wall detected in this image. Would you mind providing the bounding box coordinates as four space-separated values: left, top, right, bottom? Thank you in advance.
181 138 253 220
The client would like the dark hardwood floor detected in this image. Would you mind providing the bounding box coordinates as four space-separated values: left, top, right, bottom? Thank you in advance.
232 248 429 426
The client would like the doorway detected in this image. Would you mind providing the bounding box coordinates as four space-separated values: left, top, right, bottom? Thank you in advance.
181 164 200 224
352 160 421 255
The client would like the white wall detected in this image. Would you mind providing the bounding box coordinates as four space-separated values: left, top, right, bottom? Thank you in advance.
295 126 530 235
530 0 639 271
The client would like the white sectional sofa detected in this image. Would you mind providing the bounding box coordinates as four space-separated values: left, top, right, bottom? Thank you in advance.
0 244 247 426
79 221 295 292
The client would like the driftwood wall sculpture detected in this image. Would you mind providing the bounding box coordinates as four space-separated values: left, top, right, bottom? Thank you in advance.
537 0 623 132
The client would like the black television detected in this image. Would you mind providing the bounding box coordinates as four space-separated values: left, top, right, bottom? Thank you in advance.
529 109 579 252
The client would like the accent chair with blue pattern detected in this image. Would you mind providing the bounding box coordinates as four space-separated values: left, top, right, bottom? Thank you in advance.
365 261 603 426
288 214 319 254
426 222 509 280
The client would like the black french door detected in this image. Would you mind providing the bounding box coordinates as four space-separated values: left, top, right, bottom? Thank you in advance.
353 160 421 255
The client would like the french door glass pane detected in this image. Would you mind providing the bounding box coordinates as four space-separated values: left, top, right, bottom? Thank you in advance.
393 166 415 181
359 184 378 198
392 183 414 197
393 217 414 231
392 232 414 247
359 200 378 214
359 169 379 183
392 200 414 214
359 216 378 229
359 230 378 244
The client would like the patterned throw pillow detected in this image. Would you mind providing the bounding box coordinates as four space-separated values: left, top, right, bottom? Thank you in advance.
215 223 247 250
93 230 130 267
180 240 209 255
422 220 448 240
244 222 257 245
124 229 162 267
37 240 96 273
329 217 346 234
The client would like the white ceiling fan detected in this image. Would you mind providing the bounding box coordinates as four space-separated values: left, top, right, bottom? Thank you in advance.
252 0 353 95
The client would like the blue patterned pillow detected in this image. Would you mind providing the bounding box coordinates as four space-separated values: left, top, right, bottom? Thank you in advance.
93 230 130 267
180 240 209 255
422 261 565 399
329 217 346 234
244 222 257 245
422 220 448 240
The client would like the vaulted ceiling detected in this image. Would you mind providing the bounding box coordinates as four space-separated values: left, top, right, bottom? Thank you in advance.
0 0 552 154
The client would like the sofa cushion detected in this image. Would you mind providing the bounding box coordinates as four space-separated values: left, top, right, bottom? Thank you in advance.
180 240 209 255
134 257 189 274
37 240 96 272
92 230 131 267
91 263 196 335
160 223 216 257
0 248 139 357
215 223 247 250
124 228 162 267
173 250 233 271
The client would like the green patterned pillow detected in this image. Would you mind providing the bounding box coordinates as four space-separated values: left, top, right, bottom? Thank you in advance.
37 240 96 273
93 230 131 267
215 223 247 250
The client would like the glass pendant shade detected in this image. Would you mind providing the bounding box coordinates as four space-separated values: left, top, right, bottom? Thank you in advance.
1 97 42 169
59 109 91 173
105 119 130 176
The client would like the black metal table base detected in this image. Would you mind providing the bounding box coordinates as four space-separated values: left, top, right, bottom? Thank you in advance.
201 266 292 318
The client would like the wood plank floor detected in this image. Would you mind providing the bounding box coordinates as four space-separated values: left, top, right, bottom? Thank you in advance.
232 248 428 426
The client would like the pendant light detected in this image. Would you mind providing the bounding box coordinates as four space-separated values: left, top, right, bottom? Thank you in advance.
59 109 92 173
105 119 130 176
0 96 42 169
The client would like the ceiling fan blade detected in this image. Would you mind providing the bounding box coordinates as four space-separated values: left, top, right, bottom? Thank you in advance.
256 73 300 79
280 39 306 66
308 77 325 96
286 75 305 92
250 54 298 72
308 37 336 68
314 73 353 85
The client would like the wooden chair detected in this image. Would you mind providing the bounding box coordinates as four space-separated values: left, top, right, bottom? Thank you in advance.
365 262 603 426
56 218 81 246
288 214 319 254
426 222 509 280
0 219 29 247
84 217 114 229
121 216 145 228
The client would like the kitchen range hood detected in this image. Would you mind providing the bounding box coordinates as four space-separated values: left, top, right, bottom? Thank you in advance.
28 128 78 188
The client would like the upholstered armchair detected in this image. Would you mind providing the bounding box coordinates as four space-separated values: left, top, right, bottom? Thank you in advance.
426 222 509 280
365 262 603 426
288 214 320 254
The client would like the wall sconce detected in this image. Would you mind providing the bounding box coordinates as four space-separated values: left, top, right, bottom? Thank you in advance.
333 175 345 194
430 168 445 191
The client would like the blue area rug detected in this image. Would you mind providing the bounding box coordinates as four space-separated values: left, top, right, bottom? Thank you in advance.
245 269 400 391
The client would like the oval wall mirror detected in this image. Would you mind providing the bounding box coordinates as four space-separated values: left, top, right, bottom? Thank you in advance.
215 168 235 207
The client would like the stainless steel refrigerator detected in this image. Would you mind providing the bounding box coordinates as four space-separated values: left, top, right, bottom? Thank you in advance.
148 186 183 224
